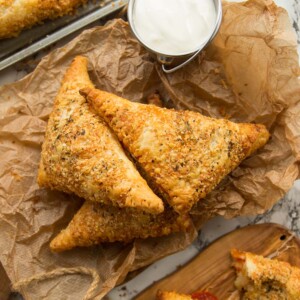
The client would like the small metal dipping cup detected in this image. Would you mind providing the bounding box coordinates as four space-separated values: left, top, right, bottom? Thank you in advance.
128 0 222 73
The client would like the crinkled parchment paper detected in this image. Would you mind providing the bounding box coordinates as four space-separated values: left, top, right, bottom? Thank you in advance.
0 0 299 299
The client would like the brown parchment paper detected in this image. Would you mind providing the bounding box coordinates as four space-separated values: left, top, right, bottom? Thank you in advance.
0 0 299 299
0 261 11 300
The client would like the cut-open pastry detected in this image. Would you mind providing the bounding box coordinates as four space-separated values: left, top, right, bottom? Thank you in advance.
50 201 192 252
80 87 270 214
38 56 164 214
231 249 300 299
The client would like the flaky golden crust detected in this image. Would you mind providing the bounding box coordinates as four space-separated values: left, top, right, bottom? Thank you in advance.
231 249 300 299
50 201 192 252
156 291 192 300
81 87 270 214
0 0 88 39
38 56 164 214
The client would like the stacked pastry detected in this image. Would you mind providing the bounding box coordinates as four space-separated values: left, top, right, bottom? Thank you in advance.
38 56 270 252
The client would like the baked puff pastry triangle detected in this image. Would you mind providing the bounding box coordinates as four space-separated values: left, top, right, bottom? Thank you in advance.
50 201 192 252
80 87 270 214
38 56 164 214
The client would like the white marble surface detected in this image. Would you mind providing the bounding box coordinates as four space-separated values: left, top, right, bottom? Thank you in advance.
0 1 299 300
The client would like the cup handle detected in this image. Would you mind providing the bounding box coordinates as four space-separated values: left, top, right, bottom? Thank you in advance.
162 48 202 73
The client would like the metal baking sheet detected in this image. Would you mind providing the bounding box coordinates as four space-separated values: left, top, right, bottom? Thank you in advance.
0 0 128 71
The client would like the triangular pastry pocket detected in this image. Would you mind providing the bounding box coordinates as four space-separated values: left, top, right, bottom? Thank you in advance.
80 87 270 214
38 56 164 214
50 201 192 252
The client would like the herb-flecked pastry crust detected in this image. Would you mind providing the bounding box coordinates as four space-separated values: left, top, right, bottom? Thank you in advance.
80 87 270 214
50 201 192 252
38 56 164 214
0 0 89 39
232 249 300 299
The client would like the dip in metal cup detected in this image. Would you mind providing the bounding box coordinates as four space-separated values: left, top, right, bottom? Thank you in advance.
128 0 222 73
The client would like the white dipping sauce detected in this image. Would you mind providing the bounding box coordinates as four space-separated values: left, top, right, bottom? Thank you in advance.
132 0 217 56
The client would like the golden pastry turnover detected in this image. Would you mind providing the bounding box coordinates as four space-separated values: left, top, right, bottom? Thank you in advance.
0 0 89 39
38 56 164 214
81 87 270 214
50 201 192 252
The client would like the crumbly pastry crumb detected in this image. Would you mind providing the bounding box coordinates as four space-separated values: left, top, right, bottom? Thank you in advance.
156 290 192 300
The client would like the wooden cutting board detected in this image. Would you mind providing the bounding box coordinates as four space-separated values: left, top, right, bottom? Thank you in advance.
135 223 300 300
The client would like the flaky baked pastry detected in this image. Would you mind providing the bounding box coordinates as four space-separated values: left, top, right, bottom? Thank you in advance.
156 291 192 300
231 249 300 299
0 0 89 39
50 201 192 252
38 56 164 214
80 87 270 214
